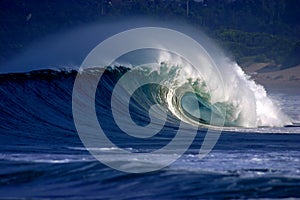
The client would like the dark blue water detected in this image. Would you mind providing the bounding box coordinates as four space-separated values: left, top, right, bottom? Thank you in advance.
0 69 300 199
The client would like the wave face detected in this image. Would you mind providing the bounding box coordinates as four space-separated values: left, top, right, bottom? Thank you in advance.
0 57 291 134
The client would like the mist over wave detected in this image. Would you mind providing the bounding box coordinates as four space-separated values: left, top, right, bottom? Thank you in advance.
1 19 212 73
0 19 291 128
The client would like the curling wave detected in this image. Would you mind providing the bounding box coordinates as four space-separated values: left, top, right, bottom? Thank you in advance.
77 49 291 128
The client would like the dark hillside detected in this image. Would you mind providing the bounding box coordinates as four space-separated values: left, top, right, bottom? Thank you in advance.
0 0 299 67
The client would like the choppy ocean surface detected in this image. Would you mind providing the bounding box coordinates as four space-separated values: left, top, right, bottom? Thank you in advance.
0 67 300 199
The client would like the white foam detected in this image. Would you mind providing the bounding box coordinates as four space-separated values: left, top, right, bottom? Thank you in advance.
155 51 292 127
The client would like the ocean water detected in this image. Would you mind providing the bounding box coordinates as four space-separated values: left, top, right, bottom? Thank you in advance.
0 64 299 199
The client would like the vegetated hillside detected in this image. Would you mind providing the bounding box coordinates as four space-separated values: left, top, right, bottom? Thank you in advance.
0 0 299 68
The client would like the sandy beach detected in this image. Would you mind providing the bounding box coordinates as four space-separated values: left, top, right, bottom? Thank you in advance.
243 63 300 93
